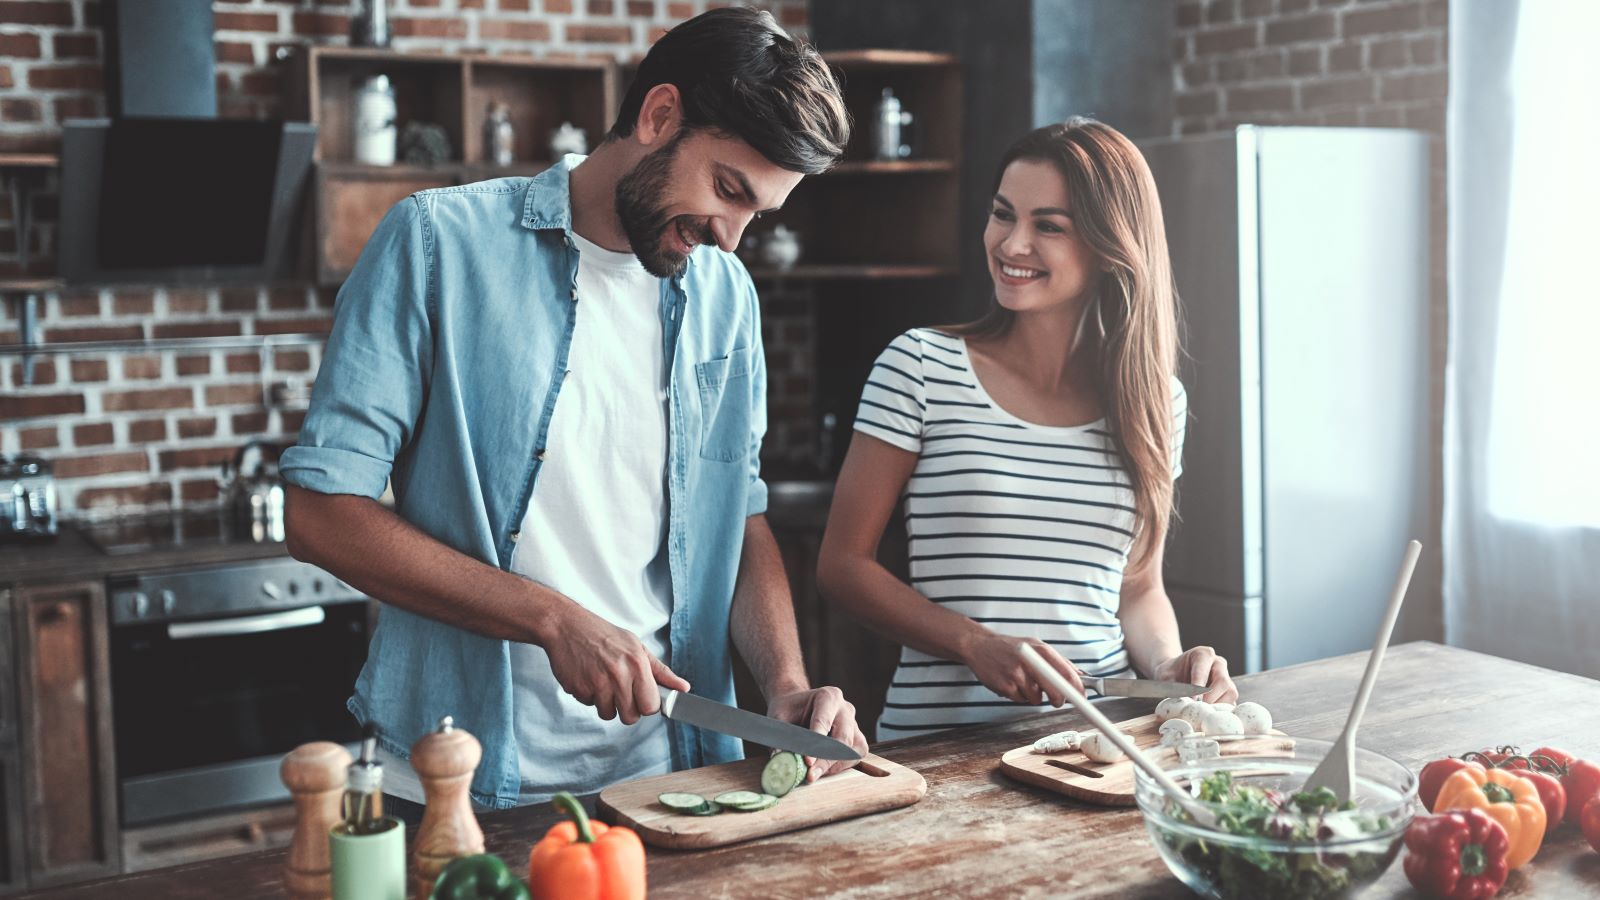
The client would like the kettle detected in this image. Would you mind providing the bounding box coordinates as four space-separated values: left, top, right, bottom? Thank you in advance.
1 454 58 542
222 441 286 543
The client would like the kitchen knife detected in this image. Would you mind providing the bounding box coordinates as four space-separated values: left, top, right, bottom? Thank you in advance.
1080 676 1206 699
659 690 862 761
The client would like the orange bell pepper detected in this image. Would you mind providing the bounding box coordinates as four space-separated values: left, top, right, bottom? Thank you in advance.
1433 766 1546 869
527 791 645 900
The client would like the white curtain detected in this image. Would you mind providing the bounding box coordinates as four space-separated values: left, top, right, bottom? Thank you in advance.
1446 0 1600 678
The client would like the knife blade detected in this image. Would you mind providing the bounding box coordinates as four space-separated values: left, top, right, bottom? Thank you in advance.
1081 676 1206 699
659 690 862 761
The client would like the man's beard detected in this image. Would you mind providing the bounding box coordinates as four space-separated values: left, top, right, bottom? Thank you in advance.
614 131 714 278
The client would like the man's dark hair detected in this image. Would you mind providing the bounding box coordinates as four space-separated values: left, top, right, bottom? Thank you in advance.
609 7 850 175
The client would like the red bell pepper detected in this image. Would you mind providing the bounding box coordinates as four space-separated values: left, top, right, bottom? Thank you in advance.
1403 809 1511 900
1421 757 1485 812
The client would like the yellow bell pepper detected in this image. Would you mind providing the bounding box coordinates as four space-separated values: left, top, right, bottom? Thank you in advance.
1434 766 1546 868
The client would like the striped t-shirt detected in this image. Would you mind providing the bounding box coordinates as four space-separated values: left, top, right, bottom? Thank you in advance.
853 328 1187 739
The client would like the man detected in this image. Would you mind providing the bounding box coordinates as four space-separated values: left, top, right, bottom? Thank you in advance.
280 7 864 814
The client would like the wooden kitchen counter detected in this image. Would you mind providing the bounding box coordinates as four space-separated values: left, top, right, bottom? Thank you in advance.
22 642 1600 898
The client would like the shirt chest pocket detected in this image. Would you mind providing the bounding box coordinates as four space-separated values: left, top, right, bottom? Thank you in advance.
695 348 752 463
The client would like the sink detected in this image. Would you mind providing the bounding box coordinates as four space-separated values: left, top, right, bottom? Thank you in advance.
767 479 834 503
764 479 835 529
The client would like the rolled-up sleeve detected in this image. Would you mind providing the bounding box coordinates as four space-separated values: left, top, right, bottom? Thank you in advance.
279 195 433 499
742 273 768 519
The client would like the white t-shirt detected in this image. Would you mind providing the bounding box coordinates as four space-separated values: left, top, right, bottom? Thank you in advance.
381 230 675 804
853 328 1187 739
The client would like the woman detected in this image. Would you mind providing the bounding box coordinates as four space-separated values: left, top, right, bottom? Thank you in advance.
817 119 1237 739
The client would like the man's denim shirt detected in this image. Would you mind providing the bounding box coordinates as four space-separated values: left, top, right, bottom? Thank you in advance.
279 156 767 808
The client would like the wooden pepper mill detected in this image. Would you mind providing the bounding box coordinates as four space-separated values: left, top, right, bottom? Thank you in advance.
281 741 355 900
412 715 485 899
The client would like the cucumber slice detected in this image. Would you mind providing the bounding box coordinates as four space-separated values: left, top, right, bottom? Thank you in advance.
658 792 710 812
728 793 779 813
686 800 722 816
712 790 767 809
761 751 807 798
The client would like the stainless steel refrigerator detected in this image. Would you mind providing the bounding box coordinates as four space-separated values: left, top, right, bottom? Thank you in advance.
1138 127 1431 672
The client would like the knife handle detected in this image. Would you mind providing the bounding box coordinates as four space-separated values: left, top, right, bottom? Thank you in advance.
659 689 679 718
1080 676 1103 695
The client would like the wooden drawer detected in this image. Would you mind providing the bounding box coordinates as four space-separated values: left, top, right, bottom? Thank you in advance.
0 589 14 745
14 580 119 889
0 746 25 896
121 804 296 875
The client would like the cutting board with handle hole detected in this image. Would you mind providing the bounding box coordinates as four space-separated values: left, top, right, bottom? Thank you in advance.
999 713 1294 807
596 753 925 850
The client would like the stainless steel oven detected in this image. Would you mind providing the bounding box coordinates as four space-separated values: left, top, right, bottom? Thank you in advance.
108 558 371 825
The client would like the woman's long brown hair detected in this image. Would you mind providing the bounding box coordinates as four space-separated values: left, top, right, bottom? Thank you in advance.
952 118 1180 574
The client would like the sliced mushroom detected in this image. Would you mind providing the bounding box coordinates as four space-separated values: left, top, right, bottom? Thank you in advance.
1031 730 1082 754
1158 717 1195 748
1080 731 1126 763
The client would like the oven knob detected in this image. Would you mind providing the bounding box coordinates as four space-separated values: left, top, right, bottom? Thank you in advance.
158 590 177 616
128 592 150 618
261 581 282 601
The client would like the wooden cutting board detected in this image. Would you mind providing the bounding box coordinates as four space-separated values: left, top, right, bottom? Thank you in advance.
596 753 925 850
999 713 1294 807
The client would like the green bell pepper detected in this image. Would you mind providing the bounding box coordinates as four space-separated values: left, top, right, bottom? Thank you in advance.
430 853 531 900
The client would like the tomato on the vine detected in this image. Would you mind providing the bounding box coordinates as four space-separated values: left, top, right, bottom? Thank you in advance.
1581 796 1600 852
1563 760 1600 827
1420 757 1484 812
1508 768 1566 836
1531 746 1576 771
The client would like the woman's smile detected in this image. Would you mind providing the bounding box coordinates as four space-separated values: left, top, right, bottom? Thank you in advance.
996 258 1049 286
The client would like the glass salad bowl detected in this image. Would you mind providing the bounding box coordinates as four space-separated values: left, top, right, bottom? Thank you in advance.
1133 735 1418 900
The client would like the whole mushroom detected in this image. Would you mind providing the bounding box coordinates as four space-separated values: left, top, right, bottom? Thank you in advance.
1179 701 1211 732
1234 702 1273 735
1155 697 1195 723
1202 708 1244 737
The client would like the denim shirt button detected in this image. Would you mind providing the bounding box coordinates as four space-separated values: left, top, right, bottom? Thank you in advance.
569 288 578 301
536 449 547 461
509 530 521 543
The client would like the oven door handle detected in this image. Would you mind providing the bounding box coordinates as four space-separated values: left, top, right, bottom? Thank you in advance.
166 605 327 640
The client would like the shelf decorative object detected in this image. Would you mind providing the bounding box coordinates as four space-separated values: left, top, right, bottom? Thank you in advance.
549 121 588 158
485 102 515 167
350 0 391 49
353 75 397 166
399 122 452 166
872 88 915 161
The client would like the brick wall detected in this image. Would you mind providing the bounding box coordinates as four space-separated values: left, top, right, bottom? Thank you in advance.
1170 0 1449 642
0 0 814 519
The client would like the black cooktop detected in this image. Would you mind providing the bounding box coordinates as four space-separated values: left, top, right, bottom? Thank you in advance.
76 510 276 556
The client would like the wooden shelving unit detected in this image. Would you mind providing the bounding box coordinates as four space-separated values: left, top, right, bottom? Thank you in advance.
747 51 961 285
284 48 617 284
823 159 955 176
0 278 63 293
0 154 59 170
747 264 957 281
